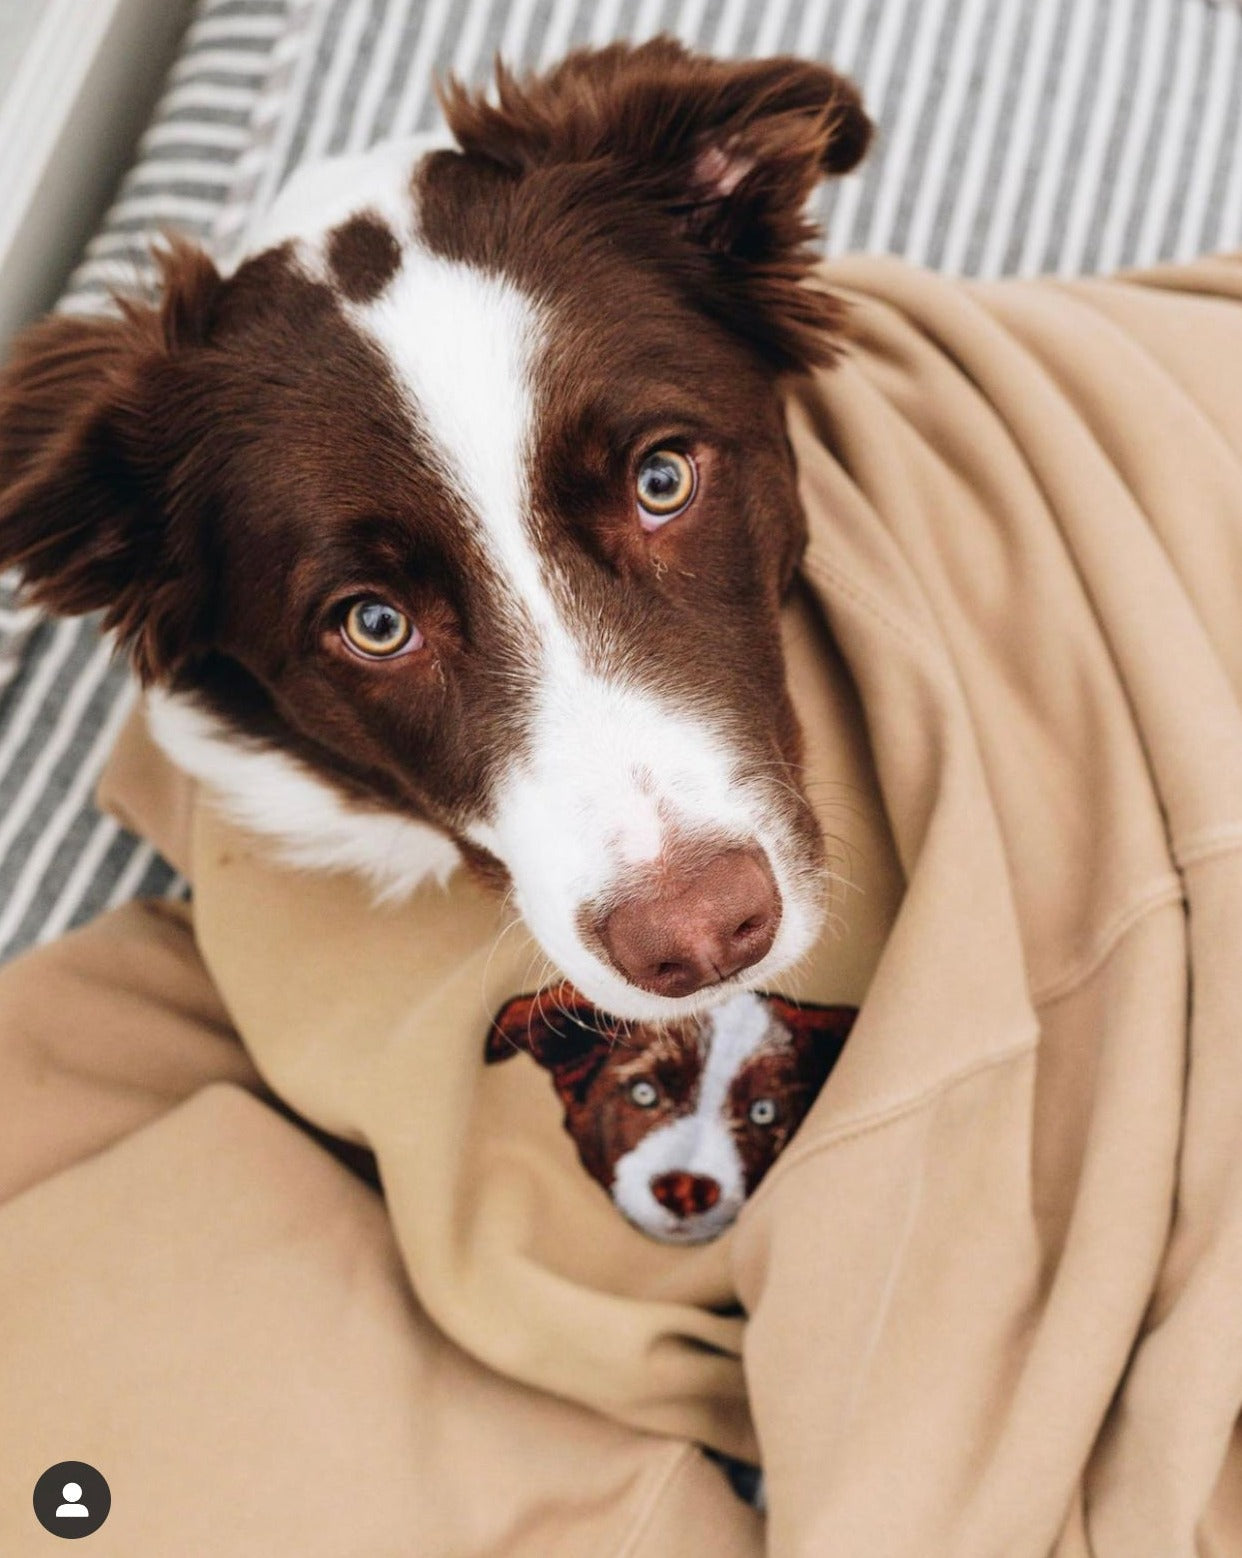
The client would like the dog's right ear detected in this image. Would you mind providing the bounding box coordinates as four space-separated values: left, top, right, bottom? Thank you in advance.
765 995 857 1088
439 38 873 371
486 982 621 1110
0 241 224 681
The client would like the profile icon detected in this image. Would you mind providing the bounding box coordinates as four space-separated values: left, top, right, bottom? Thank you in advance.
56 1482 89 1518
32 1461 110 1538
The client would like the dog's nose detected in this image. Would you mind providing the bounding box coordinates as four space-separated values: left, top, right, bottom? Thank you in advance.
597 846 779 998
650 1171 722 1219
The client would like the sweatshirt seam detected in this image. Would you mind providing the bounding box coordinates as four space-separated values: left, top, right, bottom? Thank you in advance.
764 882 1184 1192
755 1033 1038 1193
612 1444 713 1558
1174 823 1242 869
1028 874 1183 1007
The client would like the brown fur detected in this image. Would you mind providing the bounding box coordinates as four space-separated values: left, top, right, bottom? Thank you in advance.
0 40 872 884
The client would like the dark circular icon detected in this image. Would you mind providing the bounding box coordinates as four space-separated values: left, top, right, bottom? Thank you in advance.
32 1462 110 1539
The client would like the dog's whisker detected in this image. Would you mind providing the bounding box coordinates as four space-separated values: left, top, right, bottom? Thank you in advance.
478 885 523 996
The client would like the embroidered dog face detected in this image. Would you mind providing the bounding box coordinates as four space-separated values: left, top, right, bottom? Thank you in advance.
487 984 856 1243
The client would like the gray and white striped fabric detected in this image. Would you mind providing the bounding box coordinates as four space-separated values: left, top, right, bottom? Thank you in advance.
2 0 1240 961
0 0 291 958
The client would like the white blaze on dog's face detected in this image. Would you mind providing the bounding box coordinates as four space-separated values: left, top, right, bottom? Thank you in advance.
486 985 856 1243
0 42 872 1020
334 237 823 1018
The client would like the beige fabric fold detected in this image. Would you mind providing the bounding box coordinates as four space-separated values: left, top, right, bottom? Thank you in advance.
729 254 1242 1557
0 910 760 1555
0 899 255 1203
6 252 1242 1553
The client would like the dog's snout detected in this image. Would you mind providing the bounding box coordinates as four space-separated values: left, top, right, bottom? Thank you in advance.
650 1171 722 1219
596 845 780 998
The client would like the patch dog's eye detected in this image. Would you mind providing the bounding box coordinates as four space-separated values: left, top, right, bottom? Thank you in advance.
748 1098 778 1127
635 449 695 528
341 600 419 659
629 1079 660 1108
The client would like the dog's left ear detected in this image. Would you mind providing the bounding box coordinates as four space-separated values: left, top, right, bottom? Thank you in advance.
486 982 621 1110
0 240 224 682
438 38 872 371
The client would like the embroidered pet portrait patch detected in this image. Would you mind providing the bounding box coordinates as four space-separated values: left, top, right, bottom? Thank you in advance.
486 985 857 1244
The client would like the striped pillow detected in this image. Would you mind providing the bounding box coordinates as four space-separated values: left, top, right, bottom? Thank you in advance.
1 0 1239 960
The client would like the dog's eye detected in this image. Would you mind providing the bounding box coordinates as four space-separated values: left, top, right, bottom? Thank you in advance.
629 1079 660 1108
341 600 419 659
748 1098 778 1127
636 449 695 529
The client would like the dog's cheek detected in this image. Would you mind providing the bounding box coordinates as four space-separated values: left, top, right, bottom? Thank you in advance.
730 1117 782 1196
773 678 806 773
561 1095 618 1193
766 435 812 601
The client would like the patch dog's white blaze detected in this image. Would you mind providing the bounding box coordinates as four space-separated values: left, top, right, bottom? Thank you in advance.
611 991 775 1242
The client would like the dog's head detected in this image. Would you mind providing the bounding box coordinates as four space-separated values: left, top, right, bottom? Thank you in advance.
488 983 856 1242
0 39 871 1020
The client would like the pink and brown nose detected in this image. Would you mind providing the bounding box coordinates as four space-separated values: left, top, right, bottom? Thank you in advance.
596 845 779 999
650 1171 722 1219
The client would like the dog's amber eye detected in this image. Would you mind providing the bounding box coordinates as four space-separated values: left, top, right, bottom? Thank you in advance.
636 449 695 528
629 1079 660 1108
341 600 418 659
748 1098 778 1127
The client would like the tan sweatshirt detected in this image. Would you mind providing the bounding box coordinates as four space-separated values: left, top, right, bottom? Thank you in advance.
82 252 1242 1553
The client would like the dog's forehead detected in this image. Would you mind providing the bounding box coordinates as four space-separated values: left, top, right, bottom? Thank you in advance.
351 250 549 617
705 991 779 1068
253 146 571 645
615 1020 704 1073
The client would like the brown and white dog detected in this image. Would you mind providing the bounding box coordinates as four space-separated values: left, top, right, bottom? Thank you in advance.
0 40 871 1022
488 985 856 1242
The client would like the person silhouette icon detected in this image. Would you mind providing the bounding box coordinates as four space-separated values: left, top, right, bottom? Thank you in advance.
33 1460 110 1536
55 1482 89 1519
